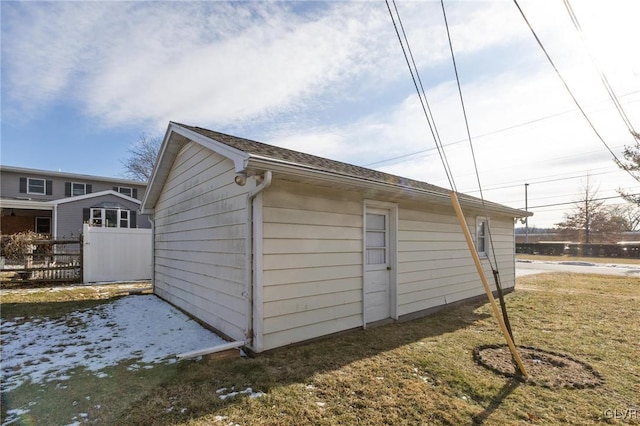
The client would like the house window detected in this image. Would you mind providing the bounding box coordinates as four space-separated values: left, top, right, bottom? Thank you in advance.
90 208 103 227
35 217 51 234
119 210 129 228
477 217 489 256
118 187 133 197
90 208 131 228
65 182 92 197
28 178 46 195
72 182 87 196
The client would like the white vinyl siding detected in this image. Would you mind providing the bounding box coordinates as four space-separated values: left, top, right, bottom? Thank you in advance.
152 143 249 342
260 181 363 351
396 202 515 317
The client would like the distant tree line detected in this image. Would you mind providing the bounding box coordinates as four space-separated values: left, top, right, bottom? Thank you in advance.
521 131 640 243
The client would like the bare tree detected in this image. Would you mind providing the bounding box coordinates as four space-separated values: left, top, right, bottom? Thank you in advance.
121 134 161 181
555 180 629 243
609 204 640 232
617 130 640 206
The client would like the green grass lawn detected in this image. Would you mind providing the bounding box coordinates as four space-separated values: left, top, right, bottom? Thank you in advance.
2 273 639 425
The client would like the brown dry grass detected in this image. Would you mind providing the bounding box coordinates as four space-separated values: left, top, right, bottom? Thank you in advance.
2 274 638 425
0 282 152 303
122 273 640 425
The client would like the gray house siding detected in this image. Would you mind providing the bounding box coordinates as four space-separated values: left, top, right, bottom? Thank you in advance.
0 168 146 201
1 166 150 236
56 195 150 238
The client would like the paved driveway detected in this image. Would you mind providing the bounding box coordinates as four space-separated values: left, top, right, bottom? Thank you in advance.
516 260 640 277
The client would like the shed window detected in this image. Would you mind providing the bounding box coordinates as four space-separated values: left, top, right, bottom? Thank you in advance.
366 213 387 264
476 217 489 256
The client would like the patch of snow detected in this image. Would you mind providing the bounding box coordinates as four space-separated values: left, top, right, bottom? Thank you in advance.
1 295 227 392
218 387 265 400
2 408 30 426
213 415 228 421
316 402 326 407
559 261 596 267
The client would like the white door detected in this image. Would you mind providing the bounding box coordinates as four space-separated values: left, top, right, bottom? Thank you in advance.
364 208 391 323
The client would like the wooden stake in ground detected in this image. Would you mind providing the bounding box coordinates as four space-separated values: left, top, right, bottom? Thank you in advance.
449 191 529 378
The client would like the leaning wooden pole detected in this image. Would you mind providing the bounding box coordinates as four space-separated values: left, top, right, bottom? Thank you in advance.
449 191 529 378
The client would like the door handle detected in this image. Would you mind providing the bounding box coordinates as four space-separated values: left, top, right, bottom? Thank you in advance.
386 266 391 271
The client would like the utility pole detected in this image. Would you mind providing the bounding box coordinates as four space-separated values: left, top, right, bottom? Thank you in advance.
525 183 529 243
585 197 590 243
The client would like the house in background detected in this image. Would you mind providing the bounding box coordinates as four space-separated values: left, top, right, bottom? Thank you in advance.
0 165 150 239
141 122 531 353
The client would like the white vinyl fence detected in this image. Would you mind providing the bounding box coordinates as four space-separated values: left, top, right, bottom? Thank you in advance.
82 224 152 283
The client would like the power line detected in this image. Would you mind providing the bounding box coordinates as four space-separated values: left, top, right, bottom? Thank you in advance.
563 0 638 136
439 0 482 198
364 92 639 168
462 168 619 194
384 0 456 191
504 186 640 206
512 0 640 184
390 0 457 192
525 193 639 210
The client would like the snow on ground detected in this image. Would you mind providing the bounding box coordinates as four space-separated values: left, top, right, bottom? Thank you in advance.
1 295 227 392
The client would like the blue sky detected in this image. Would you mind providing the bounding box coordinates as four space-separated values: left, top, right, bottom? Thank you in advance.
1 0 639 227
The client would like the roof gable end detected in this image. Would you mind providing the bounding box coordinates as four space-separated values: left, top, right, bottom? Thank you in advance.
141 122 250 212
51 190 141 206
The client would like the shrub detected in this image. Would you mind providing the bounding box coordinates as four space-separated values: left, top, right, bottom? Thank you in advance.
1 231 50 261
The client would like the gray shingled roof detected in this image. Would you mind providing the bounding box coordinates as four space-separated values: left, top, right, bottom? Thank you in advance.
174 122 526 216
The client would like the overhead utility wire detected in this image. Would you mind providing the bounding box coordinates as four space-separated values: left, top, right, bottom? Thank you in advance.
391 0 457 192
365 91 639 168
563 0 638 136
463 168 618 194
439 0 501 269
526 193 640 210
439 0 515 343
512 0 640 184
384 0 457 192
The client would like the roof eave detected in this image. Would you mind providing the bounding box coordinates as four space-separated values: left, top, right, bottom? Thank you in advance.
0 165 147 186
246 157 530 218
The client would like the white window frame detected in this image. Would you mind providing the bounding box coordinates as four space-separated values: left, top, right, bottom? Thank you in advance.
476 216 489 256
90 208 130 228
71 182 87 197
117 187 133 197
119 209 130 228
27 178 46 195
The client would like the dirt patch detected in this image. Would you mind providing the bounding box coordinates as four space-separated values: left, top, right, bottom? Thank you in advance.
474 344 605 389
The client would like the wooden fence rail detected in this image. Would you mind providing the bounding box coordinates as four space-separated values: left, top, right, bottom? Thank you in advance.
1 238 82 287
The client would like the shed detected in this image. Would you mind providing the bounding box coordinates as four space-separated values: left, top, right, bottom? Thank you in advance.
141 122 531 353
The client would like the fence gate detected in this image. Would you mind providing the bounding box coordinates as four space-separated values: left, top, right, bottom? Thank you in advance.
1 238 82 287
82 224 152 283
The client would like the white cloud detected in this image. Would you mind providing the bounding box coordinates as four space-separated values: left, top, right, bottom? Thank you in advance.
2 0 639 227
